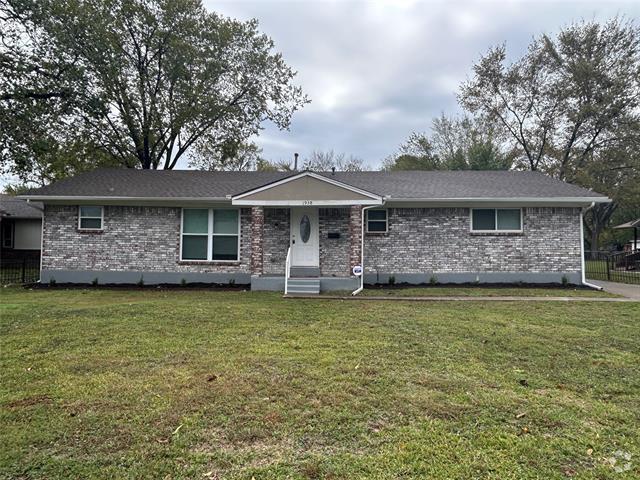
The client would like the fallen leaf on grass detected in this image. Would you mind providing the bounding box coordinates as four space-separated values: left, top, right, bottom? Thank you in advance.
172 424 183 435
515 412 526 419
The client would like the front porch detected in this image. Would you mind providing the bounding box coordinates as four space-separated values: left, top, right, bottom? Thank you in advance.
231 171 383 293
247 206 365 293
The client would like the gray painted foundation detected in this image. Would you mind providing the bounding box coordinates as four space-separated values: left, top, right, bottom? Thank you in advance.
363 272 582 285
40 269 250 285
39 269 582 288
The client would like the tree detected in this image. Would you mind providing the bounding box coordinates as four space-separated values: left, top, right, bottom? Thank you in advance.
303 150 364 172
459 17 640 250
579 124 640 251
431 114 513 170
381 133 441 171
459 17 640 181
383 115 511 171
189 140 264 171
257 150 365 172
1 0 308 183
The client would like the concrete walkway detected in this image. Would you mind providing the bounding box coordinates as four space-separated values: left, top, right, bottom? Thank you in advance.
588 280 640 300
285 294 638 302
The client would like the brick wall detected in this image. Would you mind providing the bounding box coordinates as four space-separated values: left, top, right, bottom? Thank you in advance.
363 207 582 274
263 208 289 275
42 205 252 274
319 208 350 276
42 205 582 279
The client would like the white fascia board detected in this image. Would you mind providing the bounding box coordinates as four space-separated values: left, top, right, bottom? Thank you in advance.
384 196 611 207
232 199 383 206
19 195 232 207
231 171 383 202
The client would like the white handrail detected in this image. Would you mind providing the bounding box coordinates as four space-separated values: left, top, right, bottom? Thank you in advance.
285 246 292 295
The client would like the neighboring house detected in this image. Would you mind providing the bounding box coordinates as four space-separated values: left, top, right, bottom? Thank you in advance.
21 169 610 293
0 194 43 261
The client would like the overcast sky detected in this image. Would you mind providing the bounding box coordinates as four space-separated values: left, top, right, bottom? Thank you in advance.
2 1 638 189
206 0 640 169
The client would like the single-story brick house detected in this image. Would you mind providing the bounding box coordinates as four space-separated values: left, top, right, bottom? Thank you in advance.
22 168 609 293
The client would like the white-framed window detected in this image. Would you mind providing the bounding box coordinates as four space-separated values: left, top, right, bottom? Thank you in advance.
471 208 523 232
78 206 104 230
2 221 14 248
181 208 240 262
366 209 388 233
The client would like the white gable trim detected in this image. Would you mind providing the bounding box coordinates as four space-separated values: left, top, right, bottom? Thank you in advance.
231 171 383 205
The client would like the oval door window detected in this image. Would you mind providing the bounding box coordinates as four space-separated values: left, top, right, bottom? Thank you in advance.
300 215 311 243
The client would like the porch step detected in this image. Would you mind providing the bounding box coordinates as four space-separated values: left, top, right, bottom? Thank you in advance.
289 266 320 278
286 277 320 295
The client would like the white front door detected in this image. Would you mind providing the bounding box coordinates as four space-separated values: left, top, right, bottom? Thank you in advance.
290 207 319 267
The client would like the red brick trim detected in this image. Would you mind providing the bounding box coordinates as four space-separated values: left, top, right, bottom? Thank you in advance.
250 206 264 275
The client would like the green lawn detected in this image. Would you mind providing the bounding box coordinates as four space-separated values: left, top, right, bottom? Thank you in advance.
1 288 639 479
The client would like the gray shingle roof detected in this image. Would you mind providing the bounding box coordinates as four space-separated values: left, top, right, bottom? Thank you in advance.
22 168 607 200
0 194 43 218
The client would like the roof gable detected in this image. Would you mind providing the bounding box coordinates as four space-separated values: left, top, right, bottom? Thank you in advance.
232 171 383 206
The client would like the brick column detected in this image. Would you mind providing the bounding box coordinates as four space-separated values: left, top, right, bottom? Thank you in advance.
250 206 264 275
348 205 362 275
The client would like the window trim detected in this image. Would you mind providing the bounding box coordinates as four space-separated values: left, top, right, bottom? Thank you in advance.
366 209 388 233
180 208 241 263
78 206 104 231
2 221 14 249
470 208 523 233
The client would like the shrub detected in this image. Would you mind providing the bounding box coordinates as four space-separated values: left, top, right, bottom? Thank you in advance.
49 278 56 287
388 275 396 286
180 278 187 287
561 275 569 287
137 276 144 287
91 278 99 287
429 275 438 285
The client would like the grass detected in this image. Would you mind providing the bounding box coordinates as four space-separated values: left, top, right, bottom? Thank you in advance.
1 288 639 479
327 285 619 298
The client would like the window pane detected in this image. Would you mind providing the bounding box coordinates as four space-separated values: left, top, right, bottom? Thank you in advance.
182 235 208 260
80 206 102 218
213 209 238 234
368 210 386 221
183 209 209 234
472 209 496 230
80 218 102 229
212 236 238 260
497 209 521 230
368 221 387 232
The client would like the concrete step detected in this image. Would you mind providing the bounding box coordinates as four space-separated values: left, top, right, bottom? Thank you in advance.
286 277 320 295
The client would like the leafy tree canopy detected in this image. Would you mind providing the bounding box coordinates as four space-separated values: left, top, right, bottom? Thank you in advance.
0 0 308 184
383 115 512 171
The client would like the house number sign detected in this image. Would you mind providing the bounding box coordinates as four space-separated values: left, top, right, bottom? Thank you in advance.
302 200 313 205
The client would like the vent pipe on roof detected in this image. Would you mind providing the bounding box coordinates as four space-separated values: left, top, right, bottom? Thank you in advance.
294 152 299 171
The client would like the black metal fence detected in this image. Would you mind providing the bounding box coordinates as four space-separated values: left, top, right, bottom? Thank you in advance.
0 258 41 285
585 250 640 285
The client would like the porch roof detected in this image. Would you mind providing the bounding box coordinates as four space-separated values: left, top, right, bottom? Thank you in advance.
231 171 383 206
